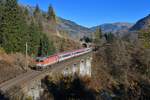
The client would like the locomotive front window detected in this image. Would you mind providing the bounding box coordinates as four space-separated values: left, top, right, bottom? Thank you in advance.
36 59 44 62
40 60 44 62
36 59 41 62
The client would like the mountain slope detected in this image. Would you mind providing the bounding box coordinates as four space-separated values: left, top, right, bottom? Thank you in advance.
91 22 133 33
57 18 93 39
124 14 150 41
21 5 82 52
130 14 150 31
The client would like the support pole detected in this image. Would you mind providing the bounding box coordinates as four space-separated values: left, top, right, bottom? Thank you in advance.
25 42 28 71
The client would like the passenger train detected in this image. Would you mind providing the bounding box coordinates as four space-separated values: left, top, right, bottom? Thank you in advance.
35 48 92 70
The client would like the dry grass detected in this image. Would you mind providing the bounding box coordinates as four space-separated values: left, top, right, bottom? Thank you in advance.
0 52 33 84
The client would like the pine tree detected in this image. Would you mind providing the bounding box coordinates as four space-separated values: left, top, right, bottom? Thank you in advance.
94 27 102 44
0 1 4 46
24 7 29 16
39 35 49 56
106 32 114 43
0 0 56 56
38 20 43 32
0 0 27 53
38 34 56 57
27 19 40 56
27 19 55 57
38 39 43 57
47 5 56 22
33 4 40 17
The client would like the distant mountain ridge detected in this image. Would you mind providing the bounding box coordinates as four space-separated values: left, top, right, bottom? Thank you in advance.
57 19 134 38
91 22 134 33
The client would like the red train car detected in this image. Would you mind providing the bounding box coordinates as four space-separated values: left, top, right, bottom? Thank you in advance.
36 55 59 69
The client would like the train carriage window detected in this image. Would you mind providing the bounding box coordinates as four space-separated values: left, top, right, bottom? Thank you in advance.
62 54 71 58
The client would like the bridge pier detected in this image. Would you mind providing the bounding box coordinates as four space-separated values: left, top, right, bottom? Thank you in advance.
85 57 92 77
79 57 92 77
72 64 78 75
62 56 92 77
24 80 44 100
79 59 86 76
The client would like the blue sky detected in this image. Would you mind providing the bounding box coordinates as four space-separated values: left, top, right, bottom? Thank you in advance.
19 0 150 27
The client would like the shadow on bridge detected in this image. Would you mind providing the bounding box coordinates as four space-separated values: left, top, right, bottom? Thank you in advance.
41 76 97 100
0 92 8 100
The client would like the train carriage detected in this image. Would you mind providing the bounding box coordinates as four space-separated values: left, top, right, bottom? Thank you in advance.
58 51 74 62
35 48 92 70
